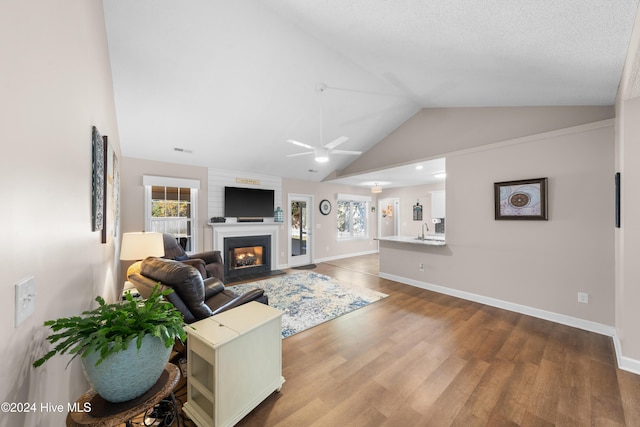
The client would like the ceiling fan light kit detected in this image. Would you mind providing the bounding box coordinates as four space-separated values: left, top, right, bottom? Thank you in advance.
285 82 362 163
314 148 329 163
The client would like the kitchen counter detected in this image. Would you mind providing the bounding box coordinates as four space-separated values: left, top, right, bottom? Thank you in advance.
375 235 446 246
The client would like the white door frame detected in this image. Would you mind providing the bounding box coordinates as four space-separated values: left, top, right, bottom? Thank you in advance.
377 198 400 237
288 193 314 267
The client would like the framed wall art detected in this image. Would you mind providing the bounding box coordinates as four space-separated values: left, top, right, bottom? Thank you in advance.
494 177 548 220
413 199 422 221
91 126 105 234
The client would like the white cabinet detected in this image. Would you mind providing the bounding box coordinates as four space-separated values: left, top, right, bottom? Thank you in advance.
431 190 446 218
183 302 285 427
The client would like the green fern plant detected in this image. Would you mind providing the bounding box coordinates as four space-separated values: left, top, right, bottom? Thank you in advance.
33 285 186 368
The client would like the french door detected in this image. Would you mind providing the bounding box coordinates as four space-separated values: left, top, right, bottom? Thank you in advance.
288 194 313 267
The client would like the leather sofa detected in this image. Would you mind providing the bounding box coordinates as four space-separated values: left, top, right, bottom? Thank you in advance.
162 233 224 280
127 257 267 324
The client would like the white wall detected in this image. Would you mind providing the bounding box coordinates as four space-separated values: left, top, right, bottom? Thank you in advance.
282 178 379 264
207 168 283 220
615 5 640 371
380 121 615 329
0 1 120 425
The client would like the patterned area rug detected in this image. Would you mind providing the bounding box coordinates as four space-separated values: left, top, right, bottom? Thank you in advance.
227 272 388 338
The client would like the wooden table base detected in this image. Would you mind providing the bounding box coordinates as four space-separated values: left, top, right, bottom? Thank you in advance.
66 363 180 427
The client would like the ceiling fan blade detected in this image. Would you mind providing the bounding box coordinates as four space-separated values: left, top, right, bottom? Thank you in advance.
323 136 349 150
286 151 314 158
330 149 362 155
286 139 315 150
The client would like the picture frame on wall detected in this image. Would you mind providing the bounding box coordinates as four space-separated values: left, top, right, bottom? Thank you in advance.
413 200 423 221
494 177 548 220
101 135 108 244
91 126 105 233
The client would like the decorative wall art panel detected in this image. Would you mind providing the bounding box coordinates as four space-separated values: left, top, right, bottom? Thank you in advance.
91 126 105 233
494 177 548 220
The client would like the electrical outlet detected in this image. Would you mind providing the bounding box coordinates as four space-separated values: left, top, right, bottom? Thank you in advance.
419 263 424 271
578 292 589 304
15 276 36 327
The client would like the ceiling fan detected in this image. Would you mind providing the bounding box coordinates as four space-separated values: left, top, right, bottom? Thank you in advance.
286 83 362 163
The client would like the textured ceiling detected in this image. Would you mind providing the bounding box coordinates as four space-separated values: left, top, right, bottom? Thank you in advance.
103 0 638 186
264 0 639 106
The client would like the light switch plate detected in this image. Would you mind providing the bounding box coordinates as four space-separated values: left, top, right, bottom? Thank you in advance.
15 276 36 327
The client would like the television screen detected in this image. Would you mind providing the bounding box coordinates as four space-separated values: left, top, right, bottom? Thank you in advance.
224 186 274 219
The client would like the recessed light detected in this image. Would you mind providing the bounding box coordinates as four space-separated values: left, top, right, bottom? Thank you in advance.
415 165 424 170
434 172 446 179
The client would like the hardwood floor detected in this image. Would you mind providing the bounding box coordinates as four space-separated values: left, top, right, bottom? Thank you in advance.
143 254 640 426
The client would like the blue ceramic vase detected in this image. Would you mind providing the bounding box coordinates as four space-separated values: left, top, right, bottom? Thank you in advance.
81 335 171 403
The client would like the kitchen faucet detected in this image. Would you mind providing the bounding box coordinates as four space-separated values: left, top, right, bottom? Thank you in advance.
421 222 429 240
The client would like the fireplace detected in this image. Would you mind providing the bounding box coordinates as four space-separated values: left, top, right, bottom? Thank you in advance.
224 235 271 280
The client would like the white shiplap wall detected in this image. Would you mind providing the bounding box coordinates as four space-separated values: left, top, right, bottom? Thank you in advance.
208 168 283 220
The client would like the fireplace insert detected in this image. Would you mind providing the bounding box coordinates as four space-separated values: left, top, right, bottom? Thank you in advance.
223 235 271 280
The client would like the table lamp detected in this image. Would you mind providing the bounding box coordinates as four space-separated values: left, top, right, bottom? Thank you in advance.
120 232 165 260
120 232 165 278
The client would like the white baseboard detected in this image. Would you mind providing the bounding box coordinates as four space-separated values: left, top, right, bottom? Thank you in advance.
313 250 378 264
379 272 640 375
276 250 378 271
613 334 640 375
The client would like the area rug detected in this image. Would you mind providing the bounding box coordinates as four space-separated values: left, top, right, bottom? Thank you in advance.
227 272 388 338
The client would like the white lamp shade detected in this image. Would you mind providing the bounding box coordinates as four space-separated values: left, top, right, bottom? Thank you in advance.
120 232 165 260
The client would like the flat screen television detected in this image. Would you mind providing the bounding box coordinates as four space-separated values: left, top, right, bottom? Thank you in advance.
224 186 274 220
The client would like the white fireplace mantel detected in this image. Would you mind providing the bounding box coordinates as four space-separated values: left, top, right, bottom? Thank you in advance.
209 222 281 269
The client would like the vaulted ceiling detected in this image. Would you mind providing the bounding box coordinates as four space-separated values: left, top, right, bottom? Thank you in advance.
103 0 638 186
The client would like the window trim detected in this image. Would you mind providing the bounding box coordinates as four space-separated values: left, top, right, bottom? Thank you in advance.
336 193 371 241
143 175 200 253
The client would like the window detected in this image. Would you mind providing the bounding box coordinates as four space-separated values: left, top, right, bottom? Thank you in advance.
336 194 370 240
143 176 199 253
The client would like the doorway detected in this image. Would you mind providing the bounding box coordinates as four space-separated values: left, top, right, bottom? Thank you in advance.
378 198 400 237
288 194 313 267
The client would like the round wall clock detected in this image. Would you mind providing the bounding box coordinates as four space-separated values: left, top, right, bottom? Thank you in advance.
319 199 332 215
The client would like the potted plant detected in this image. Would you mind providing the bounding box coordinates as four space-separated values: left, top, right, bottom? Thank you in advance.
33 285 186 403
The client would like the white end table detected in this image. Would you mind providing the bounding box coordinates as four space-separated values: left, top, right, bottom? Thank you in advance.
183 302 284 427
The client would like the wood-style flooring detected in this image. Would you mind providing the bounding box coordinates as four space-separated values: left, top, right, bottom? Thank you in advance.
139 254 640 426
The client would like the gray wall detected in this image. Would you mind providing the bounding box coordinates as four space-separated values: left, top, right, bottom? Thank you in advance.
380 121 615 327
340 106 614 176
615 3 640 370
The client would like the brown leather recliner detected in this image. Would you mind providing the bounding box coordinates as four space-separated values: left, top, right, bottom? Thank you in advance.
127 257 267 324
162 233 224 280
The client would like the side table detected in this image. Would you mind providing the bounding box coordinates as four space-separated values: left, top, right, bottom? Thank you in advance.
66 363 180 427
183 302 284 427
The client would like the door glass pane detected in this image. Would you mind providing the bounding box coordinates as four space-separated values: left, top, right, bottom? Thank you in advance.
291 201 307 257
